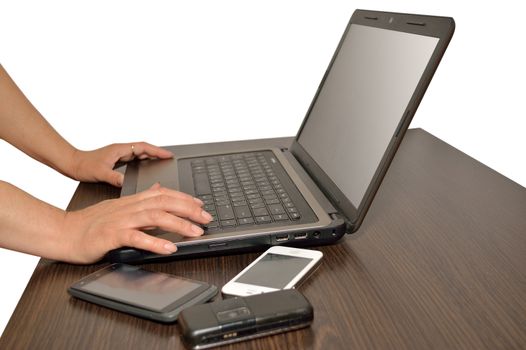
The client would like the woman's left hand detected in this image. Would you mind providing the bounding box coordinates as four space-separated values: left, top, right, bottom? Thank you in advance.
70 142 173 187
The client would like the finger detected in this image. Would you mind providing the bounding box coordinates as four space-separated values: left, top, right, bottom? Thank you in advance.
128 209 205 237
130 142 174 159
133 193 212 224
110 185 204 216
137 186 204 206
120 229 178 255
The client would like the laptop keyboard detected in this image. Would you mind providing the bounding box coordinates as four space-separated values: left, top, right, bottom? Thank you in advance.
191 152 301 231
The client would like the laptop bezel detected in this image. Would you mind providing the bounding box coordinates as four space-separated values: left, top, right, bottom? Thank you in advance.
290 9 455 233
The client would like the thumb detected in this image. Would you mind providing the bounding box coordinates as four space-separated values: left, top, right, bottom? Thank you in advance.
101 169 124 187
149 182 162 190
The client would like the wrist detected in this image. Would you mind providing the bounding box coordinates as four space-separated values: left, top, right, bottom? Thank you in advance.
58 210 83 263
64 147 84 181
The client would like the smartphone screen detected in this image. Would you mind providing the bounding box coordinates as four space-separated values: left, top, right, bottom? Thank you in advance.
76 264 203 312
234 253 316 289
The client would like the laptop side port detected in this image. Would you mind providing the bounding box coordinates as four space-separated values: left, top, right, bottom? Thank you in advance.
275 234 289 242
293 232 308 240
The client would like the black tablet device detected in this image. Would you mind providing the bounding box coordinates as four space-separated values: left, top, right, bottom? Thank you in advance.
68 264 218 323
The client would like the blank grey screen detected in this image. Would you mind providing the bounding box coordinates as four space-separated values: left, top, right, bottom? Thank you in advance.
298 24 439 208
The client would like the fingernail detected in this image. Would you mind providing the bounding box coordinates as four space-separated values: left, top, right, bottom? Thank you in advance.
191 225 204 235
193 197 204 206
201 210 213 221
163 242 177 253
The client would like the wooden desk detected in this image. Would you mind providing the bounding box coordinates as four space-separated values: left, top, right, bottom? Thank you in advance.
1 129 525 349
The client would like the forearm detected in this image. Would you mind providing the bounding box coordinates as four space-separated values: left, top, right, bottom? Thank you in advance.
0 65 78 178
0 180 68 260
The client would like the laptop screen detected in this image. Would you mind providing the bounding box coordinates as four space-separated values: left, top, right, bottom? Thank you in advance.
297 24 439 209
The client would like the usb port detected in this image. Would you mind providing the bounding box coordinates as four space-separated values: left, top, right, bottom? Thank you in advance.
293 232 308 240
275 234 289 242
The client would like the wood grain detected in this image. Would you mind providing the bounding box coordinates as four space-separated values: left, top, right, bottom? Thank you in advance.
1 129 525 350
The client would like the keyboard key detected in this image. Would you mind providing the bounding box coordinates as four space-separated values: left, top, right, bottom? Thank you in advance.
220 219 236 227
268 204 286 215
234 205 252 219
206 221 220 228
263 194 277 201
287 207 298 213
248 198 263 205
217 205 235 220
239 217 255 225
253 207 269 216
255 215 272 224
233 200 248 207
250 202 265 209
273 214 288 221
204 204 215 211
265 198 280 205
194 173 211 195
290 212 301 220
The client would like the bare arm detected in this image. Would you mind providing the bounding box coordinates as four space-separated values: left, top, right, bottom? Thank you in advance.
0 181 67 260
0 64 77 178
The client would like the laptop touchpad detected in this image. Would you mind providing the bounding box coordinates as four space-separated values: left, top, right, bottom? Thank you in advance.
136 159 179 192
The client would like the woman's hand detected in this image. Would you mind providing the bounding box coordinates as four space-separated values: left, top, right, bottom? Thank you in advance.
70 142 173 187
61 184 212 264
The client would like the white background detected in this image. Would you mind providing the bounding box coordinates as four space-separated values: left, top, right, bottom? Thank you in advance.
0 0 524 337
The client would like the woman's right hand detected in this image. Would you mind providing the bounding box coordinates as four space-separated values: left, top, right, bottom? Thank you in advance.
61 183 212 264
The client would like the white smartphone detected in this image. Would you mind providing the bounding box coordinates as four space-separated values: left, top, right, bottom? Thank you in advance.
221 246 323 297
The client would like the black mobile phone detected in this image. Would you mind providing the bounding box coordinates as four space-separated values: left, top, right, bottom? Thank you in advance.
68 263 218 323
178 289 313 349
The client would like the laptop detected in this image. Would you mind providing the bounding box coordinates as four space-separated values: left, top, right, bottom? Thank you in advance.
107 9 455 263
